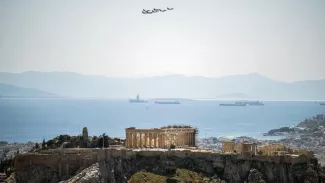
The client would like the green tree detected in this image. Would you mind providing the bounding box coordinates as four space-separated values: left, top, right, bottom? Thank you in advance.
42 139 46 149
97 134 109 148
35 143 39 149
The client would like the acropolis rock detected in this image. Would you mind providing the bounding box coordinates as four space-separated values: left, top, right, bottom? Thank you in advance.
12 148 324 183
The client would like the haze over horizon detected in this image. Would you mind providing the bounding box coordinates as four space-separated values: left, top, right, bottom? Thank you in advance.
1 0 325 82
1 70 325 83
1 71 325 100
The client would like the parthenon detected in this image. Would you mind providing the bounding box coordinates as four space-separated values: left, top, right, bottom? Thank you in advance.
125 125 197 148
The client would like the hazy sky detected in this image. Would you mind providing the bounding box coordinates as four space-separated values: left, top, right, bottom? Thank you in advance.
0 0 325 82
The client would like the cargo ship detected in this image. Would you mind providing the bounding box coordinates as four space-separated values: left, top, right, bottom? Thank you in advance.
219 102 246 106
154 101 180 104
239 101 264 106
129 94 148 103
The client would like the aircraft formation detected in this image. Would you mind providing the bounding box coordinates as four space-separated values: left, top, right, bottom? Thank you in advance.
142 7 174 14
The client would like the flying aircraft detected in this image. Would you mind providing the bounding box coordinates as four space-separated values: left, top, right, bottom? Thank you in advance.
142 7 173 14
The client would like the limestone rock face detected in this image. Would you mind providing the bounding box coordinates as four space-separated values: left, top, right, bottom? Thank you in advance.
247 169 266 183
63 163 105 183
13 152 325 183
5 172 16 183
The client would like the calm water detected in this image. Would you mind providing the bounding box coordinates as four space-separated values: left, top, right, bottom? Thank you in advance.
0 99 324 142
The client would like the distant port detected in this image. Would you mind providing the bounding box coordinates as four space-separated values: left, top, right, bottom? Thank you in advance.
219 103 246 106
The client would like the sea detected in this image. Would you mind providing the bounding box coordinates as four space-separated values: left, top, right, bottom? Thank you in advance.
0 98 324 143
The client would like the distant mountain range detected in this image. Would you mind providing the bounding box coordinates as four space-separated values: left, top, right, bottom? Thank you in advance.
0 83 56 98
0 71 324 100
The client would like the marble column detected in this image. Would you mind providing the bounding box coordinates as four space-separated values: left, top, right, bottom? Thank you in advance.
173 134 175 146
129 133 132 148
169 134 172 147
188 133 190 146
187 133 190 146
173 134 176 146
159 133 162 148
191 133 194 146
179 133 182 146
164 134 166 148
154 133 156 148
149 133 152 148
134 133 137 148
143 133 147 147
181 133 184 146
161 134 165 148
129 133 132 147
133 133 137 148
137 133 140 148
153 133 157 148
128 133 131 147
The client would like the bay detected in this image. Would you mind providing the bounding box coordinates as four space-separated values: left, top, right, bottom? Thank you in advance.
0 98 324 142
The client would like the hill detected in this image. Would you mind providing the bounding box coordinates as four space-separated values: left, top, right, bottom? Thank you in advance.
0 71 324 100
0 83 56 98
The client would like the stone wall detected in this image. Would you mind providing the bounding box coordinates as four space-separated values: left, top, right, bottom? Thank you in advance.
13 148 318 183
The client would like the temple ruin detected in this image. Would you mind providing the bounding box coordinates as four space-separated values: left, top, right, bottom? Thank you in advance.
222 141 257 154
125 125 197 148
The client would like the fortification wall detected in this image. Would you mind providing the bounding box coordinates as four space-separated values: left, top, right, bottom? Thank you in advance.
15 150 99 179
14 148 305 182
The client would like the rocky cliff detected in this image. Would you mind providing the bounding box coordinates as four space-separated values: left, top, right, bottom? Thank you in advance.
11 149 325 183
62 163 105 183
